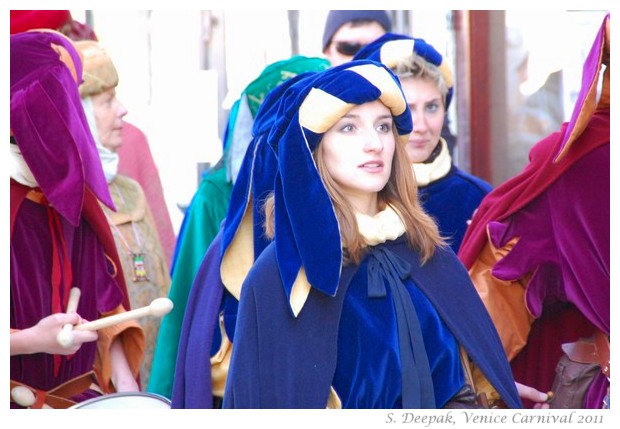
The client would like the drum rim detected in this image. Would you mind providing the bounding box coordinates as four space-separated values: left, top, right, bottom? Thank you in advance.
72 391 171 408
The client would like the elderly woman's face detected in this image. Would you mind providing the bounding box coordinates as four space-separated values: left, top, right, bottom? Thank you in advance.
400 76 445 163
92 88 127 152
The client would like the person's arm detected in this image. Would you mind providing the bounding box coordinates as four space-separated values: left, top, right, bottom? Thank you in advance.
109 336 140 392
10 313 97 356
94 305 145 393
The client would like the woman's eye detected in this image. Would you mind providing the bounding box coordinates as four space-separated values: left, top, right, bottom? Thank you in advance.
377 123 392 133
426 103 439 113
340 124 354 133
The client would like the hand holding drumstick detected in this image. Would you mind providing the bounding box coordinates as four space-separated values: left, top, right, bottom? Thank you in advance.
55 296 173 348
10 288 97 357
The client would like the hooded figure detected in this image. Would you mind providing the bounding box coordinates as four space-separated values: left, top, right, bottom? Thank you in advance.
458 14 610 409
150 57 330 403
10 30 143 408
222 61 521 409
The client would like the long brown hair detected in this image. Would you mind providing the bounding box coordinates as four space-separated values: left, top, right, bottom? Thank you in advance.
263 116 444 265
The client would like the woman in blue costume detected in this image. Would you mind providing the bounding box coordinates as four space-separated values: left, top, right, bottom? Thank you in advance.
171 70 323 408
223 61 521 409
354 34 492 252
150 57 329 400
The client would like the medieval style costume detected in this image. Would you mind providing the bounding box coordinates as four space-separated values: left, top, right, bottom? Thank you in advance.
10 30 144 408
149 57 330 400
221 61 521 409
170 69 318 408
458 14 610 408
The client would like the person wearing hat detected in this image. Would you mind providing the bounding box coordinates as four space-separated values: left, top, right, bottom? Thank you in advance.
222 61 522 409
74 40 172 389
322 10 392 66
10 10 176 268
354 34 492 253
10 30 144 408
169 69 322 409
458 13 610 409
148 56 330 402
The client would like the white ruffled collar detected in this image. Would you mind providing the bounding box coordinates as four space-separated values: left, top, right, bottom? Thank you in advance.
356 205 406 246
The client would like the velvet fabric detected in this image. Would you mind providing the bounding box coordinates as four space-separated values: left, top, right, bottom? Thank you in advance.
10 31 114 227
268 61 412 311
223 237 521 408
158 69 325 402
419 164 492 252
225 56 330 183
334 245 464 408
148 167 231 398
220 72 315 262
458 14 609 269
10 181 134 406
11 194 125 393
171 232 225 409
354 33 454 109
489 141 609 406
169 74 321 406
457 14 609 408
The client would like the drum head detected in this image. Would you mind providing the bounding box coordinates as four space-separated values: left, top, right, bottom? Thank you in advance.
70 392 171 409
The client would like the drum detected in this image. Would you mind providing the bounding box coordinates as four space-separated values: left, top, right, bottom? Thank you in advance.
70 392 171 409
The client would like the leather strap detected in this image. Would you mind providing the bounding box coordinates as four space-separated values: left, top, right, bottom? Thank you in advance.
561 331 610 378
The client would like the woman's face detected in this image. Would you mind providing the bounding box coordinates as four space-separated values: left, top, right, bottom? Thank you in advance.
400 76 445 163
320 100 395 214
92 88 127 152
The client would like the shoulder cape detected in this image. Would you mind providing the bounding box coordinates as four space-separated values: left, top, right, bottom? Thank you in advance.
224 237 521 409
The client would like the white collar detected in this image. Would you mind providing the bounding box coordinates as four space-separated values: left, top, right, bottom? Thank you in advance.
411 138 451 186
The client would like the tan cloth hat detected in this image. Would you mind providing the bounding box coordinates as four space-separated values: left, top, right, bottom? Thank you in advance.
75 40 118 98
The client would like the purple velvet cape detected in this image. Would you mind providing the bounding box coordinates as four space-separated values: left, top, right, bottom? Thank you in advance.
458 15 609 407
490 115 609 407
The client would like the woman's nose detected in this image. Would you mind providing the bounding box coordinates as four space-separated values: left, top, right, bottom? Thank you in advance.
412 111 428 133
364 130 383 151
116 100 128 118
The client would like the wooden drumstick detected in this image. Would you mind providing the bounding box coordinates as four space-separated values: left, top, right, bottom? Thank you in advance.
56 287 82 348
11 386 51 408
74 298 173 332
11 386 36 408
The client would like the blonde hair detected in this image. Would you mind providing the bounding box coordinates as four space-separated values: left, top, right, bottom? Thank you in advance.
393 54 449 108
263 125 444 265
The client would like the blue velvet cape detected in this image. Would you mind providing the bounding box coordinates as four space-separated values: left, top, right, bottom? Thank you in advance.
171 231 225 409
223 236 522 409
419 165 492 253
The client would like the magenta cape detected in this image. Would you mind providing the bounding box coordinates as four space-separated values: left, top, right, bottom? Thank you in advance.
457 14 609 407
